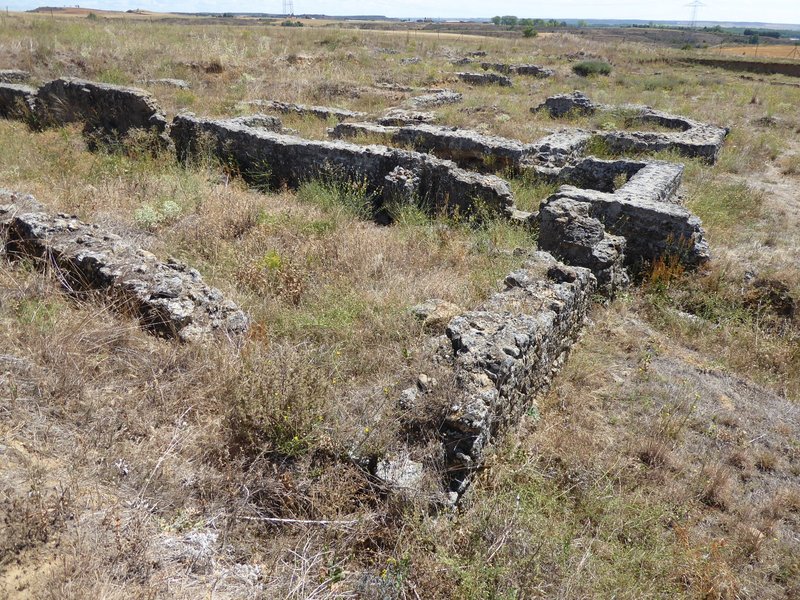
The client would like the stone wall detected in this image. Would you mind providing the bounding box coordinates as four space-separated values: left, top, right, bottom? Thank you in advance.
0 83 38 121
35 78 168 144
456 72 513 87
0 190 248 342
534 91 729 163
539 184 709 268
171 113 515 220
481 63 554 77
242 99 366 121
330 121 530 172
389 252 596 502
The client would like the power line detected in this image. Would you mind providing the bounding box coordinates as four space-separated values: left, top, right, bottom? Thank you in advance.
685 0 705 29
282 0 294 16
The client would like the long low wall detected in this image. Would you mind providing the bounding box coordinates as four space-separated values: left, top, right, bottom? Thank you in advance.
384 252 596 503
0 190 248 342
170 114 516 220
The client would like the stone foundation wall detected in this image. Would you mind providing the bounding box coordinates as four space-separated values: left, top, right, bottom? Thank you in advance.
0 190 248 342
171 113 515 220
389 253 596 502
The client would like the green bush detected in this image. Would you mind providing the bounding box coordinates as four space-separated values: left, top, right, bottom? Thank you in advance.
572 60 612 77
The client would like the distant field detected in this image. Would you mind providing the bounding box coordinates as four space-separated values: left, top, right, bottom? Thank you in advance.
716 44 800 60
24 7 177 18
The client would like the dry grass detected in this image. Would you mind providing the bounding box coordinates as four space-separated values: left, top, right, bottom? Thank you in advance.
0 12 799 599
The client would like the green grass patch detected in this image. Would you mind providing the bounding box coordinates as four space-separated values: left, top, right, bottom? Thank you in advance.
573 60 613 77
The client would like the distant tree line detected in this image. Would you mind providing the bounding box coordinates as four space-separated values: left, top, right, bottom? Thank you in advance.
490 16 568 29
743 28 782 38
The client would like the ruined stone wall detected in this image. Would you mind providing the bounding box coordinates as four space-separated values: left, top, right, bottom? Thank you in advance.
0 190 247 342
330 121 529 172
540 185 709 267
534 91 728 163
388 253 596 502
171 114 515 219
0 83 37 121
0 78 168 145
35 78 168 142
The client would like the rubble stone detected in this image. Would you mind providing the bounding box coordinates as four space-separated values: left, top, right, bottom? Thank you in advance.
0 83 38 121
145 78 191 89
243 99 365 121
228 113 283 131
0 69 30 83
534 90 597 117
171 114 515 219
456 71 513 87
410 298 462 330
481 63 554 77
407 90 463 108
439 252 595 497
538 197 628 293
0 190 248 342
377 109 436 126
35 78 168 145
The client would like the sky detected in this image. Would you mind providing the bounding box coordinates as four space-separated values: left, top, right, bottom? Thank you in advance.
6 0 800 26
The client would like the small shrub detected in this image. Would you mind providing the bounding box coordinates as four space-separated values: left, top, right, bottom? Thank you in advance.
523 27 537 38
573 60 612 77
227 345 332 460
133 199 184 230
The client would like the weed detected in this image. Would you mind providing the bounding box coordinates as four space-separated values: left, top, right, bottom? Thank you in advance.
573 60 613 77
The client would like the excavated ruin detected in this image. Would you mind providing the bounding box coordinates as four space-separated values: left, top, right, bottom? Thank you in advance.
242 99 366 121
0 83 37 121
0 190 248 342
170 113 515 220
480 63 554 77
538 157 709 282
0 75 717 506
381 252 596 502
534 91 729 163
456 71 513 87
0 77 168 145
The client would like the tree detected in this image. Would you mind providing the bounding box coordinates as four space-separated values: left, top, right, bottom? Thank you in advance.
500 15 518 27
491 16 501 26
